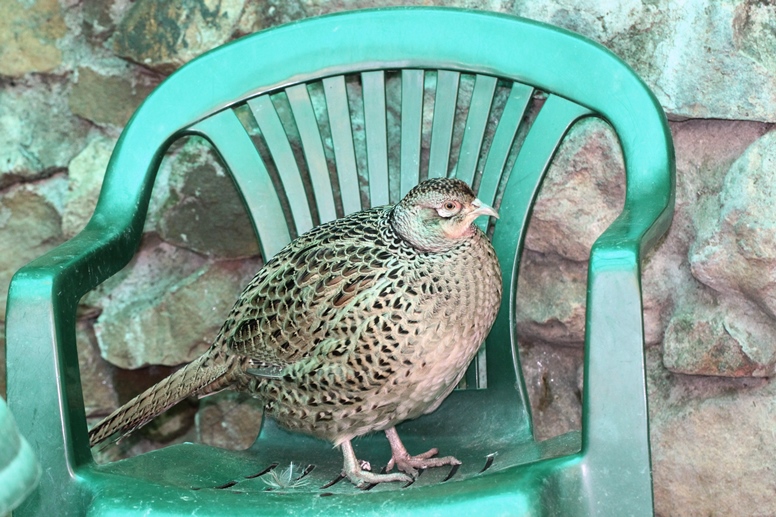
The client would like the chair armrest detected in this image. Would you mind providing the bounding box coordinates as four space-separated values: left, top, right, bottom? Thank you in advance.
5 218 142 478
577 201 671 510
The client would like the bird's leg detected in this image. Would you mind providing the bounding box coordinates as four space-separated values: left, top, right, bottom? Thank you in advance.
384 427 461 477
340 439 412 487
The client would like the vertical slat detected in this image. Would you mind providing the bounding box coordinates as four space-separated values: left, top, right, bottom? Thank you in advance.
323 76 362 216
362 71 389 207
400 69 424 198
247 95 314 236
190 110 291 259
487 94 592 391
475 82 533 232
286 84 337 224
460 346 488 390
428 70 460 178
454 74 498 185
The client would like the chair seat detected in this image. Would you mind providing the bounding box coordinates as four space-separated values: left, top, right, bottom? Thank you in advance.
86 429 581 515
91 388 582 495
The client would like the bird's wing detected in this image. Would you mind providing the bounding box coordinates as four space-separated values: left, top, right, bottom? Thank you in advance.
221 210 397 369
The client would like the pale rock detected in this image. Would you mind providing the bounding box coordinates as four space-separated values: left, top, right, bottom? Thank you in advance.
516 252 587 347
69 67 156 127
653 120 771 359
0 178 67 321
512 118 623 348
80 0 119 42
88 236 261 369
0 78 90 187
514 0 776 122
664 297 776 377
518 340 583 441
690 130 776 320
76 319 119 417
158 138 261 258
197 392 263 450
113 0 249 74
524 117 625 262
661 129 776 377
648 347 776 516
0 0 66 77
63 136 115 238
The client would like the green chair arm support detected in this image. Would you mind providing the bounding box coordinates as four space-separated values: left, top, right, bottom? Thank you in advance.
0 397 41 515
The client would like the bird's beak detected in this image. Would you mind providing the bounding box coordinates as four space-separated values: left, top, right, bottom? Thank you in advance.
470 198 499 219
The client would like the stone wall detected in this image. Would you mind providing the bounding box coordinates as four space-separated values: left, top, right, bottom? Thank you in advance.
1 0 775 515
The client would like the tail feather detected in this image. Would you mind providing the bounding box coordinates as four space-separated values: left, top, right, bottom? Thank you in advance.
89 351 237 447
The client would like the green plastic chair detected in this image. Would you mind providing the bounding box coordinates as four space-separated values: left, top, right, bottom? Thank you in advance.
5 7 674 516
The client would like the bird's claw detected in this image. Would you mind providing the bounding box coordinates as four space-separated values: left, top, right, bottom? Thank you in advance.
386 448 461 477
342 467 413 488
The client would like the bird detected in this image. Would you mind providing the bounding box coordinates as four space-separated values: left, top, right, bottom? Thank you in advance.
88 177 503 487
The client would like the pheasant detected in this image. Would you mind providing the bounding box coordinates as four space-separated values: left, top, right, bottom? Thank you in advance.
89 177 503 487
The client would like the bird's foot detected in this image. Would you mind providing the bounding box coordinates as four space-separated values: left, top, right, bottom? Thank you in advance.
340 439 412 488
342 465 413 488
386 447 461 477
384 427 460 477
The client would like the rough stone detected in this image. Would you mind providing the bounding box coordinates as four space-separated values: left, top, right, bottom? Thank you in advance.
0 0 66 77
524 117 625 262
641 120 772 349
664 298 776 377
512 118 623 348
518 340 582 441
659 128 776 377
513 0 776 122
81 0 118 42
197 392 263 450
88 236 261 369
158 138 261 259
690 130 776 319
670 119 772 246
76 319 119 417
648 347 776 516
113 0 248 74
62 136 115 238
69 67 156 127
235 0 307 35
137 398 199 444
516 252 587 347
0 178 67 322
4 2 776 511
0 77 91 187
297 0 513 19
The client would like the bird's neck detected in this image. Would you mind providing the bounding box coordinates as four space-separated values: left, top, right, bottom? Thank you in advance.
389 205 464 253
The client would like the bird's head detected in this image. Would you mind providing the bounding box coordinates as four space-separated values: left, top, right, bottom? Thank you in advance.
391 178 499 252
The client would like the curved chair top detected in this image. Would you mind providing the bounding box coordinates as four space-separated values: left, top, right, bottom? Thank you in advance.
88 7 672 267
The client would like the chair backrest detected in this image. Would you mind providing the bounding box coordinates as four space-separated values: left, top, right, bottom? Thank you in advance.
6 8 674 515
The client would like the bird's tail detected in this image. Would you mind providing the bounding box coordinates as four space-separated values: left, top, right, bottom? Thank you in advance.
88 350 238 447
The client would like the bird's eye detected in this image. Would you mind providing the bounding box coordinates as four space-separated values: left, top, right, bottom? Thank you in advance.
436 200 461 217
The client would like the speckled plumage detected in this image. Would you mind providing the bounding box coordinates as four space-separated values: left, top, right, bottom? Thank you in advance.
89 178 502 486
